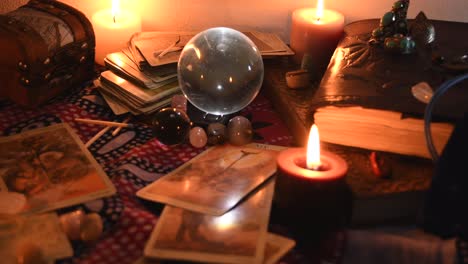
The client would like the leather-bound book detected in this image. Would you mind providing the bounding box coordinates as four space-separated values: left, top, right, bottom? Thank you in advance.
262 18 468 225
310 18 468 159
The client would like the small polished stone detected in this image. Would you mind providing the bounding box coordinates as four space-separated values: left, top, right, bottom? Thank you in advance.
380 11 396 27
0 192 26 215
400 36 416 54
384 37 400 52
189 127 208 148
80 213 103 242
227 116 253 146
370 151 392 179
207 123 227 145
411 81 433 104
171 94 187 113
59 209 86 240
16 242 47 264
151 108 192 145
392 0 406 11
371 27 383 38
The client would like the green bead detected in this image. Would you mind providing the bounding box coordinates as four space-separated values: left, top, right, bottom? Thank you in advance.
385 39 398 49
400 37 416 54
372 27 384 38
380 12 396 27
392 1 406 11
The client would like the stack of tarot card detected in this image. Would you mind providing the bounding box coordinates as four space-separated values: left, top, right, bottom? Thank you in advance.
127 31 294 68
136 143 295 264
96 49 181 115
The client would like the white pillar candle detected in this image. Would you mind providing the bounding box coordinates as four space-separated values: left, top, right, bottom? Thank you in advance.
290 0 344 73
91 2 141 65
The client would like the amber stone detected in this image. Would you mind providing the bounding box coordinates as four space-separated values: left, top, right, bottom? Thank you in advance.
227 116 253 146
189 127 208 148
59 209 86 240
80 213 103 242
151 108 192 145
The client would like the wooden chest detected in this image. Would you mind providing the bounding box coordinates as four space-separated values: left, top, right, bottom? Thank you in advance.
0 0 95 106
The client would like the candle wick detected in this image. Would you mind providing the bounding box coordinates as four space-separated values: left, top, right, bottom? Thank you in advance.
316 17 321 22
113 15 116 23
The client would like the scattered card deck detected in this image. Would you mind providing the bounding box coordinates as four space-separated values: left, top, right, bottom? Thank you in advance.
144 180 276 264
137 143 284 216
0 123 115 214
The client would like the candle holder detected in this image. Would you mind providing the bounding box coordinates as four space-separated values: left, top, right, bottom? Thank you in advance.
271 148 352 242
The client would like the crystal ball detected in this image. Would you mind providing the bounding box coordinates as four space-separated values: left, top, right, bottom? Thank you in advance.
178 27 264 115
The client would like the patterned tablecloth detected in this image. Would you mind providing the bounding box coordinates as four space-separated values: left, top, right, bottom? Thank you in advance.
1 83 334 264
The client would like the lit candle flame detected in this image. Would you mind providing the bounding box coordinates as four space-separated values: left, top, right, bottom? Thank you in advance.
306 124 322 170
315 0 324 22
111 0 120 23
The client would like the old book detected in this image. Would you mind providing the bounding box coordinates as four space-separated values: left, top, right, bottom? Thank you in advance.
310 19 468 159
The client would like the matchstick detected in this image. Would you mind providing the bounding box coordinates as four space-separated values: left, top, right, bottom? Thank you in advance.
158 36 181 58
85 126 111 148
75 118 134 128
112 117 131 136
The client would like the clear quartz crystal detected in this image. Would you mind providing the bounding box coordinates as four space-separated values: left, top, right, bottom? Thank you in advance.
411 81 433 104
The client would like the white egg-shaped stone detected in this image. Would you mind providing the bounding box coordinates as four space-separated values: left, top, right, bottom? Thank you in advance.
59 209 86 240
0 192 26 215
80 213 103 242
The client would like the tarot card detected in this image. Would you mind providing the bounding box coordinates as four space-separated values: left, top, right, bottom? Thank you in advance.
0 123 116 214
0 213 73 263
144 180 275 264
262 233 295 264
137 143 284 215
135 232 294 264
100 70 179 105
105 52 177 86
132 32 195 67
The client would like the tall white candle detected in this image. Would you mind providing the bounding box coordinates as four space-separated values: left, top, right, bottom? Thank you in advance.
290 0 344 73
91 1 141 65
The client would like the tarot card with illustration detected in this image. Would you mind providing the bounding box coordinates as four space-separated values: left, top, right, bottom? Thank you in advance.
137 143 284 215
135 232 295 264
0 213 73 263
0 123 115 214
144 180 275 264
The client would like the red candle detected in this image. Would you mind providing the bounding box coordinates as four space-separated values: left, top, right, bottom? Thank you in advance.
277 124 347 182
290 0 344 72
273 125 349 232
277 148 347 182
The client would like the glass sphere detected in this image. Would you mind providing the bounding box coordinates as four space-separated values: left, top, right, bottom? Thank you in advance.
178 27 264 115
